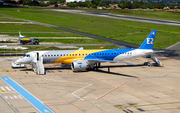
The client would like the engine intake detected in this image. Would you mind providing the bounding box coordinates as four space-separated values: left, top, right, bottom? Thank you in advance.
71 60 89 71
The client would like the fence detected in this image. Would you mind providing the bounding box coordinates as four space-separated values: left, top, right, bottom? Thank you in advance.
0 50 30 57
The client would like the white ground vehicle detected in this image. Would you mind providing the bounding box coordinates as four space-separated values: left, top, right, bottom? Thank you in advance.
12 62 26 68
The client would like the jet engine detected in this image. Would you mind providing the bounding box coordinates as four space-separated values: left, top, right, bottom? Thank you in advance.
71 60 89 71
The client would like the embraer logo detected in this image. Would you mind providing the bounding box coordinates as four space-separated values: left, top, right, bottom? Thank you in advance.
147 38 154 44
79 65 82 68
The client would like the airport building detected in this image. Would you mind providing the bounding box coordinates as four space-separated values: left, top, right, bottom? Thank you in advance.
66 0 90 2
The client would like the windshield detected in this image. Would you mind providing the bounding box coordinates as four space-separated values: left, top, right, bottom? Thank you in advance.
22 54 30 58
22 54 27 57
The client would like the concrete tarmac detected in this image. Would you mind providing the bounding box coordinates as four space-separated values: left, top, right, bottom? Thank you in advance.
0 56 180 113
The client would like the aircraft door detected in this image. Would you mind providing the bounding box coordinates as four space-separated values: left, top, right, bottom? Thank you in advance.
37 52 39 61
132 50 136 57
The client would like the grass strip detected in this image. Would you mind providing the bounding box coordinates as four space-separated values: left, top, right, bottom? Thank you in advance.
39 39 113 44
0 8 180 49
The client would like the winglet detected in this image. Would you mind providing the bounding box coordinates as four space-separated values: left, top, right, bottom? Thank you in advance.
138 30 157 49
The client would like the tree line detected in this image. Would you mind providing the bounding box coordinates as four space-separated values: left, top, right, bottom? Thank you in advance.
67 1 180 9
118 1 180 9
2 0 180 9
67 0 105 8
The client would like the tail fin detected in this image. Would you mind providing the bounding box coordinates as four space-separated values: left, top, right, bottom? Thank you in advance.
138 30 157 49
19 31 25 38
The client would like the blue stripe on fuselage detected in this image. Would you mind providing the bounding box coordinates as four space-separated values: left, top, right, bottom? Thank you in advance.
84 49 135 60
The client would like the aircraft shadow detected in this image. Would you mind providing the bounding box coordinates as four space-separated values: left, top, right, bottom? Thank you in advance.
88 64 145 78
91 69 138 78
19 64 143 78
20 69 33 71
98 64 145 68
45 67 70 70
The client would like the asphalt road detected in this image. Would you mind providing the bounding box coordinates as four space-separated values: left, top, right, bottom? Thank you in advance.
52 9 180 26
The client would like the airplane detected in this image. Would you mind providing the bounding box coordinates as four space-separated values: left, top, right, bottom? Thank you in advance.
14 30 162 74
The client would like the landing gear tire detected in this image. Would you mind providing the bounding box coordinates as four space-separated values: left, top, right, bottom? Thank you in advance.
144 62 149 66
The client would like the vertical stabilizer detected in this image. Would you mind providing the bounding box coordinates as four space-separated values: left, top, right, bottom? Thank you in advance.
19 31 25 38
138 30 157 49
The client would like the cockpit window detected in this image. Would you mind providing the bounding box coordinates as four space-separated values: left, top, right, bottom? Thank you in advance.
23 54 27 57
22 54 30 57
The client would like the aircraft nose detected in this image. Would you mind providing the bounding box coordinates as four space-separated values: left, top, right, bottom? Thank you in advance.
15 58 23 63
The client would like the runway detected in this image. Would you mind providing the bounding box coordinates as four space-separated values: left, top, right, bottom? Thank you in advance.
51 9 180 26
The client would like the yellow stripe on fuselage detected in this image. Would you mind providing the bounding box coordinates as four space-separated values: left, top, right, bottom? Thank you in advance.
55 49 106 64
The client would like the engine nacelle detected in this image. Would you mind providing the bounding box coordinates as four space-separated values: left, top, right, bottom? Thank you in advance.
71 60 89 71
